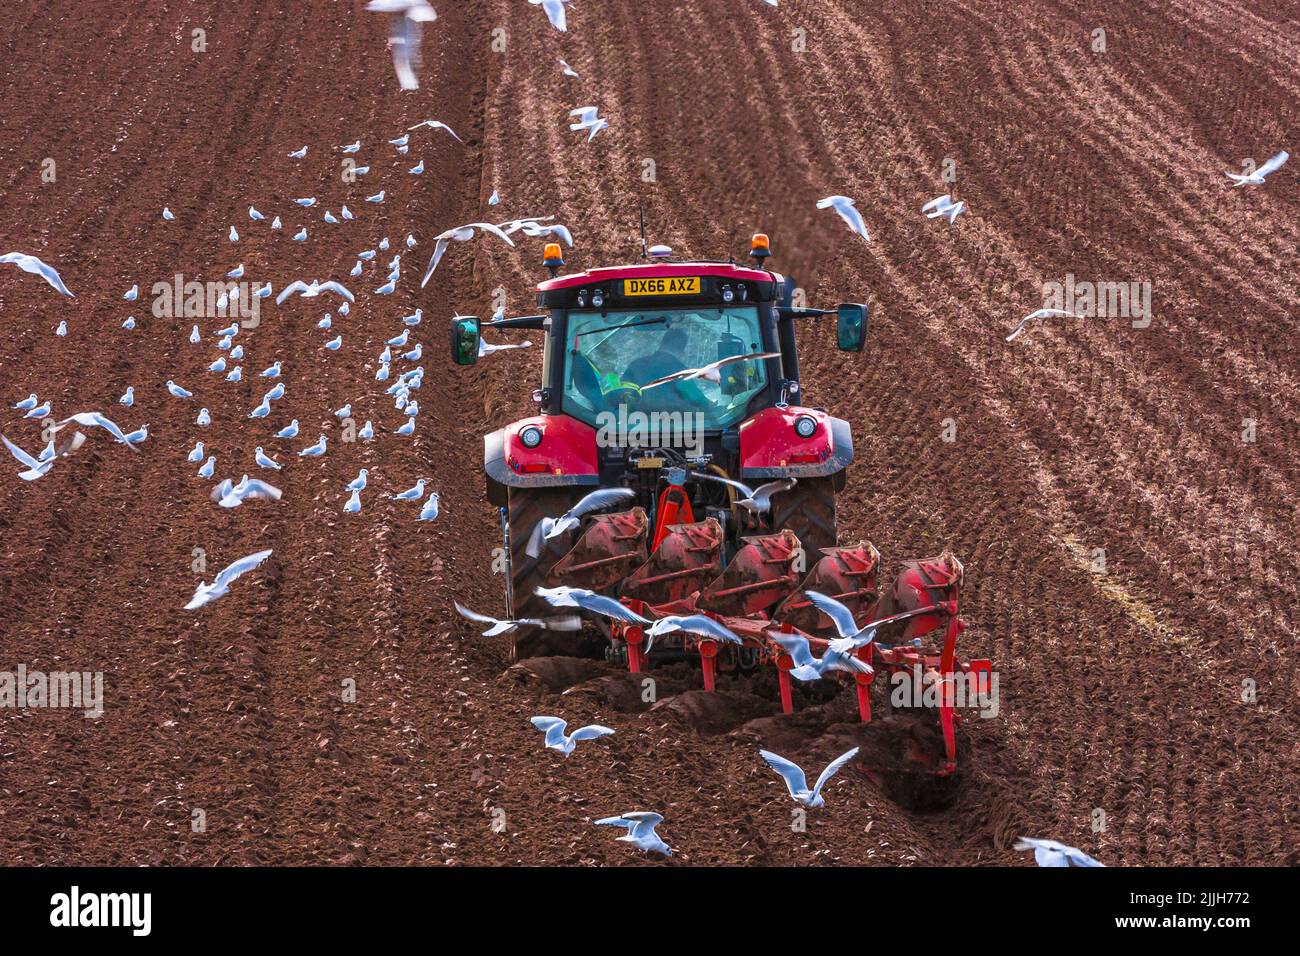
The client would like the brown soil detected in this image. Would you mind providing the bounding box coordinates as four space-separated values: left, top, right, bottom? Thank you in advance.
0 0 1296 866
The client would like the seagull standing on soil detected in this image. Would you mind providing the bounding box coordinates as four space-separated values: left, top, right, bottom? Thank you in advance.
525 487 635 557
530 716 615 757
184 549 274 610
454 601 581 637
594 813 672 856
817 195 870 242
1014 837 1105 867
1224 150 1289 186
758 747 860 808
417 490 440 520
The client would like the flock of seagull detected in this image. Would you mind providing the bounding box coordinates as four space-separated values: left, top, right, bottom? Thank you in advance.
13 0 1238 866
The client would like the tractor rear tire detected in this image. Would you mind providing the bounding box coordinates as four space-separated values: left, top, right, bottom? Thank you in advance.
507 486 606 661
771 474 838 555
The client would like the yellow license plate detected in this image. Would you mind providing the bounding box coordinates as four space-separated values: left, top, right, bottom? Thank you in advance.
623 276 700 296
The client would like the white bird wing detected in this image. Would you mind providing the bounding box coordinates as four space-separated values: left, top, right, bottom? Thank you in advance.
674 615 743 644
530 715 567 747
315 281 355 302
1006 308 1079 342
1 433 40 469
420 237 451 287
691 471 755 498
769 632 816 668
408 119 463 143
538 223 574 246
759 750 808 797
569 106 598 123
387 14 420 90
87 412 140 450
452 600 501 632
525 516 554 558
564 487 635 522
541 0 568 31
921 195 951 214
213 549 273 589
569 725 616 742
240 479 282 501
1256 150 1290 178
622 812 664 838
810 746 860 800
0 253 75 298
275 280 310 304
749 478 796 509
804 590 863 639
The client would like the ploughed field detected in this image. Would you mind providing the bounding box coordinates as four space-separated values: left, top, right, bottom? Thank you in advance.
0 0 1295 865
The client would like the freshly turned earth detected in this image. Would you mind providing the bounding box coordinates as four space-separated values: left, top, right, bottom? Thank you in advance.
0 0 1296 865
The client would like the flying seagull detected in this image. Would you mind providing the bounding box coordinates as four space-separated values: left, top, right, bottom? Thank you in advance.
689 473 795 516
420 222 515 286
276 279 355 305
534 585 652 626
530 716 615 756
1005 308 1083 343
644 615 744 653
1225 150 1289 187
0 253 74 297
594 812 672 856
758 747 860 808
921 194 966 223
2 430 84 481
640 352 780 392
805 590 878 653
525 487 635 557
453 601 581 637
211 475 283 508
366 0 437 90
407 119 464 143
768 630 872 682
529 0 571 32
1014 837 1105 867
816 195 870 242
184 549 274 611
568 106 608 142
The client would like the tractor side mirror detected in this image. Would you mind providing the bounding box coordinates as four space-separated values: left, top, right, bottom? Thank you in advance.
451 315 481 366
836 303 867 352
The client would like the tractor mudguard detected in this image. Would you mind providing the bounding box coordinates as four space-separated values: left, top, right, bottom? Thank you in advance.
484 415 601 495
737 407 853 480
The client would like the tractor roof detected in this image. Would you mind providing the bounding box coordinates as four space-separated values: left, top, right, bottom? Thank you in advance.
536 261 778 292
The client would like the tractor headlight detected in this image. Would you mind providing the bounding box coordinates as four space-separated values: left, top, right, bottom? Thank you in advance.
520 426 543 448
576 291 587 308
721 284 734 303
794 415 817 439
592 288 605 308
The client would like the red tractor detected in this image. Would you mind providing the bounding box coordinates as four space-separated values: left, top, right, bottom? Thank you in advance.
452 235 990 782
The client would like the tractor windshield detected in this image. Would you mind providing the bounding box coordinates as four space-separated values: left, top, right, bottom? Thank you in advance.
562 305 772 431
